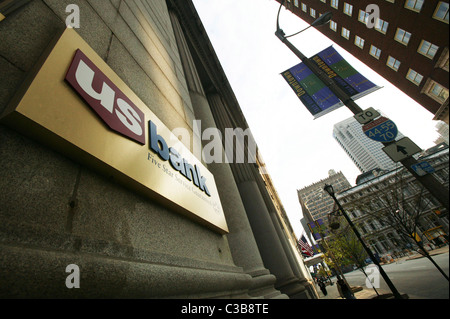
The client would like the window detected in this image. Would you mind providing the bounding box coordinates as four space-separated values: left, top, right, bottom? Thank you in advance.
331 0 339 9
394 28 411 45
310 8 316 18
358 10 368 24
436 48 449 72
433 2 449 23
341 27 350 39
370 45 381 59
423 80 449 103
343 3 353 16
302 3 307 12
330 20 337 31
361 225 368 234
406 69 424 85
375 18 389 34
404 0 424 12
418 40 439 59
294 0 299 7
386 56 400 71
354 35 365 48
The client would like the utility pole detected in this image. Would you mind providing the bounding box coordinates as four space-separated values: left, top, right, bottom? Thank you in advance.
275 0 449 212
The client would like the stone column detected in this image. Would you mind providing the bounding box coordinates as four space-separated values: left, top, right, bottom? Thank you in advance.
255 180 312 297
255 160 317 297
254 175 307 283
169 11 285 299
207 93 308 298
268 212 311 298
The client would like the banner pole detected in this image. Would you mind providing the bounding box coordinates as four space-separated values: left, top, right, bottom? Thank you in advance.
276 31 449 212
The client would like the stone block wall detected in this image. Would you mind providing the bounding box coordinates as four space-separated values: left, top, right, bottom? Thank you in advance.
0 0 251 298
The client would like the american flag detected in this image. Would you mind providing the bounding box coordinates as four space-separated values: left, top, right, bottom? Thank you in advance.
298 235 314 257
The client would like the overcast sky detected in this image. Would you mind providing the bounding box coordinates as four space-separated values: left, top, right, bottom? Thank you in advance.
192 0 440 238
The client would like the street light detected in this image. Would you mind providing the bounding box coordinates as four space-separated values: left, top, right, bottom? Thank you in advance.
328 209 342 231
301 193 355 294
274 0 449 212
323 184 405 299
276 2 332 40
275 0 363 115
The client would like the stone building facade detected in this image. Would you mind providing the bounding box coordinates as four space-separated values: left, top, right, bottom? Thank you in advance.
0 0 313 298
336 145 449 257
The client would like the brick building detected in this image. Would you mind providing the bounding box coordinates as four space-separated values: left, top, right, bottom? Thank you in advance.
279 0 449 123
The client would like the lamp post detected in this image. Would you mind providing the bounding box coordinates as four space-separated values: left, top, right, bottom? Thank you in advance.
323 184 404 299
302 194 356 296
275 0 449 213
275 1 363 115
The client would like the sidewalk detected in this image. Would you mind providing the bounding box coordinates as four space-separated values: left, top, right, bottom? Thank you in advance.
402 245 449 261
382 245 449 264
315 245 449 299
316 279 403 299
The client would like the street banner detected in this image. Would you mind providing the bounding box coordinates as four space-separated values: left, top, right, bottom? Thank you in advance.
307 219 328 240
282 46 380 119
312 244 321 254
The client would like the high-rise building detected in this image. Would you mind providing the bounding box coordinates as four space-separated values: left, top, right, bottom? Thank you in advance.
435 121 449 145
278 0 449 124
298 170 351 225
333 114 405 173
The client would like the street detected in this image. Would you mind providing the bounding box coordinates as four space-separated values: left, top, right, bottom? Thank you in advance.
342 252 449 299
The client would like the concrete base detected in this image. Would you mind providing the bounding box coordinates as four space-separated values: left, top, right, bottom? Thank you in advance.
0 243 253 298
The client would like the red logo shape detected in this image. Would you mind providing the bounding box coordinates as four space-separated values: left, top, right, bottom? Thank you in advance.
65 49 145 145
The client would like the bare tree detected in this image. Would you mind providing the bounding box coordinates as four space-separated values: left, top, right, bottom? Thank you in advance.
346 168 449 281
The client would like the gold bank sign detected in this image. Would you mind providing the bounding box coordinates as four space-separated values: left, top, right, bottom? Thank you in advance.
1 29 228 234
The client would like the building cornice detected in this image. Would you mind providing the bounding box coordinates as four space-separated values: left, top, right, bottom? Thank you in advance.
167 0 251 131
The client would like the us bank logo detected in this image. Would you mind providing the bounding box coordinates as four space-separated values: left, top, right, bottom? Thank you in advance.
64 49 211 197
1 29 227 233
65 49 146 145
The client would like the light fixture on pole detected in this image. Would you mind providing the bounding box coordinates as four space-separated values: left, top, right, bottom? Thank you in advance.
274 0 449 213
276 2 332 40
323 184 404 299
275 0 363 115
